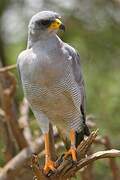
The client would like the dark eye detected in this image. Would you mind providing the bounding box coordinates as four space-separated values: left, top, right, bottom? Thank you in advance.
41 19 51 26
36 20 41 26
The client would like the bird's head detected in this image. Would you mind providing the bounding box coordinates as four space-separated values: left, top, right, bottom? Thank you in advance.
28 11 65 36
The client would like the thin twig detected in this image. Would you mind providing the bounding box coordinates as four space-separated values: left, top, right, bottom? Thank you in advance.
0 64 16 73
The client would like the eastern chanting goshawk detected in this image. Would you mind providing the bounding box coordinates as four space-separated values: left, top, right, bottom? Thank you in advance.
17 11 90 174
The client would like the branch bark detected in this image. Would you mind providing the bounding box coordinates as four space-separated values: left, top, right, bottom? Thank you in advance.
18 98 32 145
0 64 16 73
1 72 28 149
0 110 16 162
93 135 120 180
80 149 94 180
0 136 45 180
103 136 120 180
31 130 120 180
0 130 59 180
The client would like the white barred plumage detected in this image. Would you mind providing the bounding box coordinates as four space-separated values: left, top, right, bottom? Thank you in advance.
18 41 84 135
17 11 90 173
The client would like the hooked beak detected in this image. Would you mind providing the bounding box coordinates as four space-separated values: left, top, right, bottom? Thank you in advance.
48 18 65 32
59 23 65 31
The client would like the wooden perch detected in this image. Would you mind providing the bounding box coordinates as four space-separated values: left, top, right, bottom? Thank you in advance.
31 130 120 180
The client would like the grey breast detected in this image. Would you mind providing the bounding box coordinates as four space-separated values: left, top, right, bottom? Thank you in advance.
19 42 83 132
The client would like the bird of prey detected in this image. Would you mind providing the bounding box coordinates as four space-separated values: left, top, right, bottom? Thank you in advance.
17 11 90 174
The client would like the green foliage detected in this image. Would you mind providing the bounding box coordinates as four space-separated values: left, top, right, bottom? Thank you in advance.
0 0 10 16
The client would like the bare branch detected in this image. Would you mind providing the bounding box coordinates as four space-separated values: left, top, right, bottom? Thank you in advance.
1 72 28 149
18 98 32 145
0 72 18 160
0 110 16 162
0 64 16 73
76 149 120 170
31 154 48 180
103 136 120 180
0 136 45 180
0 130 59 180
92 135 120 180
31 131 97 180
80 149 94 180
30 130 120 180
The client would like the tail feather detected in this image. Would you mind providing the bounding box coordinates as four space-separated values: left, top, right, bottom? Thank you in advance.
84 124 90 136
75 104 90 147
75 131 84 147
75 124 90 148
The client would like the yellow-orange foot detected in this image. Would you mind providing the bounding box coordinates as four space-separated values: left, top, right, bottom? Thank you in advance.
44 160 57 174
64 146 77 162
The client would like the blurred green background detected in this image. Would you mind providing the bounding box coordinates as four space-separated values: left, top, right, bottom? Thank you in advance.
0 0 120 179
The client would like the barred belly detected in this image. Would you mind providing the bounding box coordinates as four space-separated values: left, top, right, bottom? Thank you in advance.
22 64 84 133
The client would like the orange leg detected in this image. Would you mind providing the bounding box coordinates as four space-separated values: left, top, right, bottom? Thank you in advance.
44 133 56 174
64 129 77 162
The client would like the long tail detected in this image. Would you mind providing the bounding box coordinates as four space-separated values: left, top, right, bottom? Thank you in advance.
75 123 90 147
75 131 84 147
75 105 90 147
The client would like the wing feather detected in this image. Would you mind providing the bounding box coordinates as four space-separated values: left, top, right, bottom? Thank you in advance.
64 43 90 136
64 43 86 119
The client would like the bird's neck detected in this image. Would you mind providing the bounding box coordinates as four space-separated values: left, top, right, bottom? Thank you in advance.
27 31 62 49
